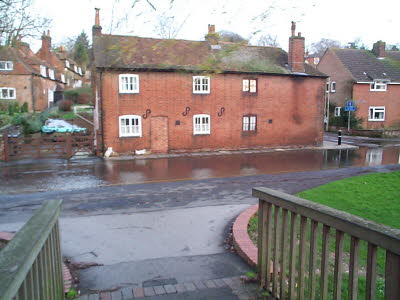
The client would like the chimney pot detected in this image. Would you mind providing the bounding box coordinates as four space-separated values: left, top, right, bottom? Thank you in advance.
47 30 50 37
93 8 102 36
291 21 296 37
208 24 215 34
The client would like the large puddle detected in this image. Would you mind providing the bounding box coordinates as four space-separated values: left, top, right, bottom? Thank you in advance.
0 146 399 194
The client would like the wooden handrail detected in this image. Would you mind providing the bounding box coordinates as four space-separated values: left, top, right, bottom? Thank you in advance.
253 187 400 300
0 200 63 300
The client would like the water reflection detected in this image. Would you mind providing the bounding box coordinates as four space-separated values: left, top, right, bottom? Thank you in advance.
0 146 399 194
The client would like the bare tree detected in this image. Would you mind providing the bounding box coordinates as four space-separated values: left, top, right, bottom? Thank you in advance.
153 13 190 39
0 0 51 46
310 38 342 55
257 34 279 47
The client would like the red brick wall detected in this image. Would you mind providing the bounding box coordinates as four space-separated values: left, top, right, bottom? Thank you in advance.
0 74 33 111
288 36 305 72
353 83 400 129
99 71 325 154
150 116 169 153
317 49 354 107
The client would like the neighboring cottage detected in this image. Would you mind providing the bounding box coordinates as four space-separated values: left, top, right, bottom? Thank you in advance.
318 42 400 129
305 52 320 67
36 31 84 89
92 9 327 155
0 41 64 112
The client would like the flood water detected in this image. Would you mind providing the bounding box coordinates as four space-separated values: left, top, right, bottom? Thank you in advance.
0 146 399 194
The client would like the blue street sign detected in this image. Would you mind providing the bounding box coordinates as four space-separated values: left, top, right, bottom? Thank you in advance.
344 106 356 112
346 100 354 107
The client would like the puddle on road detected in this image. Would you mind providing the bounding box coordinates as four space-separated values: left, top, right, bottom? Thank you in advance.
0 147 399 194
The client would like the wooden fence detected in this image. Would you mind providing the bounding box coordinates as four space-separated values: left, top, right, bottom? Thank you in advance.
0 200 64 300
2 132 94 161
253 187 400 300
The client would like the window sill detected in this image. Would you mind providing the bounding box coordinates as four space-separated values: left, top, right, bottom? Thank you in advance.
369 90 387 92
119 91 139 94
193 133 210 135
193 92 210 95
368 119 385 122
119 135 142 138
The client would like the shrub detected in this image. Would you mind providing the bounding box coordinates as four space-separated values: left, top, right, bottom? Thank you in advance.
0 114 11 128
7 102 19 116
58 99 74 112
20 102 28 113
11 114 26 125
63 87 92 103
77 93 91 104
21 115 43 135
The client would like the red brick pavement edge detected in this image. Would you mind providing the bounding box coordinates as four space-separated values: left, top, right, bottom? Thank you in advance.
232 204 258 269
0 231 73 293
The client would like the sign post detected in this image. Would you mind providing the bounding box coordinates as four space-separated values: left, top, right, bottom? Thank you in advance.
344 100 356 133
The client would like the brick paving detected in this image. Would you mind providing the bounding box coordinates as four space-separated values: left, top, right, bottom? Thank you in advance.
77 276 257 300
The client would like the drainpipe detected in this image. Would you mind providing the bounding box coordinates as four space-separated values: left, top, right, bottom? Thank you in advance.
30 74 36 111
325 79 330 131
99 71 105 156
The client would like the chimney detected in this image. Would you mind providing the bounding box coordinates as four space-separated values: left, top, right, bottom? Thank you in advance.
92 8 102 36
288 21 305 73
41 30 51 54
372 41 386 58
205 24 218 45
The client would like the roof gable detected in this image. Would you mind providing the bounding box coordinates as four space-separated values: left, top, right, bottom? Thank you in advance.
331 48 400 82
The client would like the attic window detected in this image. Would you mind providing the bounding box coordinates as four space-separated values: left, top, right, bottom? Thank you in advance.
49 69 55 80
243 78 257 94
78 67 82 75
193 76 210 94
40 65 47 77
61 74 66 83
331 81 336 93
74 65 78 73
0 61 13 71
65 60 70 68
119 74 139 93
370 80 388 91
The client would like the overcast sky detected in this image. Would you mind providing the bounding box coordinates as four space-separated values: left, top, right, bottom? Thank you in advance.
29 0 400 52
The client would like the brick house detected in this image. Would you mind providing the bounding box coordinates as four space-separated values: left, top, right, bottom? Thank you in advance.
0 41 64 112
317 42 400 129
36 31 84 89
92 10 327 155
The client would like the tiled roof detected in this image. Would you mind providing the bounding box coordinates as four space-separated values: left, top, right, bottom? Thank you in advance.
93 34 325 77
331 48 400 82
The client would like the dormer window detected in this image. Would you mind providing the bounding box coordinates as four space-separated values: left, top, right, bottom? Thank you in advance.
74 65 78 73
40 65 47 77
49 69 55 80
61 74 66 83
370 80 388 91
65 60 70 68
78 67 82 75
0 61 13 71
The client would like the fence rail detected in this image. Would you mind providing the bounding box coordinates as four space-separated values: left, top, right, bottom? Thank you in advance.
253 187 400 300
2 132 94 161
0 200 63 300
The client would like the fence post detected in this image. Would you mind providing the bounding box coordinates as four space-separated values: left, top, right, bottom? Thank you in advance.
3 131 9 162
65 134 72 159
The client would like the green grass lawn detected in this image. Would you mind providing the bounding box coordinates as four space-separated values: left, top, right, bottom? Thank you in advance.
297 171 400 229
248 171 400 299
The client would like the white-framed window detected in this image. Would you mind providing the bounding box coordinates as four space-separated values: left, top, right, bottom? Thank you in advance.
74 65 78 73
334 107 341 117
193 76 210 94
119 115 142 137
331 81 336 93
40 65 47 77
370 80 387 91
119 74 139 93
243 115 257 131
49 69 55 80
65 60 70 68
193 114 210 135
314 57 320 65
78 67 82 75
0 61 13 71
242 78 257 93
368 107 385 121
0 88 16 99
61 74 66 83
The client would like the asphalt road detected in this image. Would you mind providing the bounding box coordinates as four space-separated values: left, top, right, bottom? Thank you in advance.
1 163 399 297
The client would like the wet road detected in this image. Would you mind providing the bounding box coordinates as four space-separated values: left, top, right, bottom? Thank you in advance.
1 146 399 194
